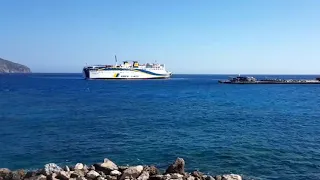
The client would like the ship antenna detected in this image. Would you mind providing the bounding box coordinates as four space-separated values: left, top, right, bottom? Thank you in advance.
115 55 118 66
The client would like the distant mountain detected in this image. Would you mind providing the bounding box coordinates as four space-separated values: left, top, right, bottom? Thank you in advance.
0 58 31 73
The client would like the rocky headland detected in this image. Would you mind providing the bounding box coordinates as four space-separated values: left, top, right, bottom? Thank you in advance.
0 158 242 180
0 58 31 73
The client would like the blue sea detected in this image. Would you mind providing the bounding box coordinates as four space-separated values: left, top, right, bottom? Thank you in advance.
1 74 320 180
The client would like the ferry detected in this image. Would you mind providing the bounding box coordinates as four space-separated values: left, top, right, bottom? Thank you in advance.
83 56 172 79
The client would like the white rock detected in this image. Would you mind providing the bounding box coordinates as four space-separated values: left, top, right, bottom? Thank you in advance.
86 170 100 179
222 174 242 180
110 170 122 176
44 163 63 176
75 163 84 170
101 158 118 171
120 165 144 180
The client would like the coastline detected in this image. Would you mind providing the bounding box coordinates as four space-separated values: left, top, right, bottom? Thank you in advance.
0 158 242 180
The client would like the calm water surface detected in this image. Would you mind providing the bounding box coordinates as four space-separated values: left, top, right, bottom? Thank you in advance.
1 74 320 180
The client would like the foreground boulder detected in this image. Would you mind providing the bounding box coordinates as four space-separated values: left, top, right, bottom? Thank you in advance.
94 158 118 174
0 169 26 180
137 171 149 180
25 174 46 180
43 163 63 176
11 170 26 180
0 168 11 180
47 173 59 180
110 170 121 176
56 171 70 180
86 170 100 179
191 170 204 180
70 170 85 178
165 158 185 174
105 175 117 180
101 159 118 170
221 174 242 180
149 174 163 180
170 173 184 179
120 165 144 180
74 163 84 170
144 166 159 176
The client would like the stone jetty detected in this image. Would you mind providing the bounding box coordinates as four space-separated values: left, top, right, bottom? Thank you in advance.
0 158 242 180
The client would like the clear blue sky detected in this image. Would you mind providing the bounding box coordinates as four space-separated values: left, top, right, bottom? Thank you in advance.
1 0 320 74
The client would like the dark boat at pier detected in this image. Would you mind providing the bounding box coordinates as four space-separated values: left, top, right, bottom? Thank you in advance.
218 75 320 84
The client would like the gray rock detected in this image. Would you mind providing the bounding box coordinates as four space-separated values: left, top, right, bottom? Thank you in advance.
191 170 204 180
76 177 88 180
221 174 242 180
171 173 184 179
24 171 38 179
75 163 84 170
119 165 144 180
144 166 160 176
89 165 95 171
98 172 106 178
65 166 71 172
187 175 195 180
0 168 11 180
84 165 89 173
97 177 105 180
137 171 149 180
25 174 47 180
98 159 118 172
47 173 59 180
118 166 129 172
86 170 100 179
149 175 163 180
71 170 85 178
110 170 121 176
165 158 185 174
10 169 26 180
105 175 117 180
44 163 63 176
205 175 215 180
215 175 222 180
57 171 70 180
163 174 171 180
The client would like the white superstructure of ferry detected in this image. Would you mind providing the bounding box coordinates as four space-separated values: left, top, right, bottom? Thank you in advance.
83 56 172 79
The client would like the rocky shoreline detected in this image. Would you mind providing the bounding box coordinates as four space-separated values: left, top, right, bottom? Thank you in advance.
0 158 242 180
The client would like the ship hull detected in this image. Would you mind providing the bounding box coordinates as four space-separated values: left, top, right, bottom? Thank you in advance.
83 68 172 80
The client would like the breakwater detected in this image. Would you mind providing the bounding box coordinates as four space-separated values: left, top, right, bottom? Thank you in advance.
0 158 242 180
